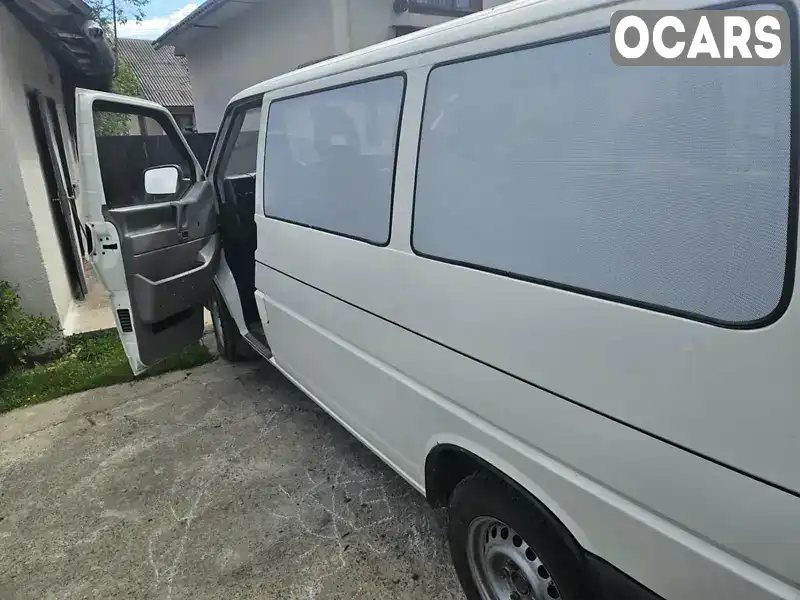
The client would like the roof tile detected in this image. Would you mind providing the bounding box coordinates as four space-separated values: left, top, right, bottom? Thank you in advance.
116 38 193 107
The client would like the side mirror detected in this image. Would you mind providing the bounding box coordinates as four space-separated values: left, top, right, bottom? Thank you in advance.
144 165 180 196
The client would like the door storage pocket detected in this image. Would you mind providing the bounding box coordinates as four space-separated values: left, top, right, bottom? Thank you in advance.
131 236 218 323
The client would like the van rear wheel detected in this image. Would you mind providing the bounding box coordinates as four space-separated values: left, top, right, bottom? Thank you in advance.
448 472 588 600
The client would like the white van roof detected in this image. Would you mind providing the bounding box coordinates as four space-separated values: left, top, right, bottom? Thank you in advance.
229 0 615 104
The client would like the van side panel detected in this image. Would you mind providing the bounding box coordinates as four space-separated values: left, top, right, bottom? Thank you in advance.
254 225 800 597
249 1 800 599
259 3 800 498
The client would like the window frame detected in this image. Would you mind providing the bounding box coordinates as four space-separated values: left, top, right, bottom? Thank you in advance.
92 100 200 208
410 0 799 330
211 98 264 204
262 73 408 247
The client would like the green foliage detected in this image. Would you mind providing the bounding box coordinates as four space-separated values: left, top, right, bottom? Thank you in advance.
112 57 141 96
87 0 149 29
94 59 142 136
0 282 58 373
0 330 214 413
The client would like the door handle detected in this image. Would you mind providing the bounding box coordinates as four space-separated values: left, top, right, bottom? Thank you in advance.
171 200 187 234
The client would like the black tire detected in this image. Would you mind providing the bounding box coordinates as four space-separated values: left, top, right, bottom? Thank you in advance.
209 286 249 362
448 472 590 600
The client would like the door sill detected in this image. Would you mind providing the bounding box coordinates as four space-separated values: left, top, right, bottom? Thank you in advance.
242 332 272 360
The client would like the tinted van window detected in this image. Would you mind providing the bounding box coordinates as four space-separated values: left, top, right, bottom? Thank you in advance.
413 32 792 325
264 76 405 244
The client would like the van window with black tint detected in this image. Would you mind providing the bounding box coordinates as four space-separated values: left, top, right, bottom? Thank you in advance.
412 30 792 325
264 77 405 244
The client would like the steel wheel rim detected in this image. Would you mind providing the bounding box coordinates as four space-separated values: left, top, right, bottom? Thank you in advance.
466 516 561 600
211 295 225 352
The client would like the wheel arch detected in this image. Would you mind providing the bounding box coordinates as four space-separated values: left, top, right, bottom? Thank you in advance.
425 442 665 600
424 441 592 558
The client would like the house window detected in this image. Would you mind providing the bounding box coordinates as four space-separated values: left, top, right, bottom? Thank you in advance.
403 0 481 16
174 113 195 133
393 25 422 38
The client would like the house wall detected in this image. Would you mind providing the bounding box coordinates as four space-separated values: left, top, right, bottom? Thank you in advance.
180 0 514 133
346 0 395 49
0 3 78 324
347 0 453 47
348 0 514 50
183 0 336 132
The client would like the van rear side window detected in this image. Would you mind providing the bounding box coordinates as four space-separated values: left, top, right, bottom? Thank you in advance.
263 76 405 245
412 28 793 326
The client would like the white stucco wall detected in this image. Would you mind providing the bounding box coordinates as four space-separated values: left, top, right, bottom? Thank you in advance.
179 0 515 133
182 0 336 133
0 4 79 324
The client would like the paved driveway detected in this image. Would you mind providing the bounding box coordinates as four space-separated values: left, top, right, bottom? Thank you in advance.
0 356 466 599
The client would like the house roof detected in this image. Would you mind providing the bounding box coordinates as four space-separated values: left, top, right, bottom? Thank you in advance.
153 0 488 50
4 0 114 87
153 0 240 49
117 38 193 108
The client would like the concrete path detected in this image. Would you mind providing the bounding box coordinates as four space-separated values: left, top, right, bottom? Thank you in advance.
0 357 466 599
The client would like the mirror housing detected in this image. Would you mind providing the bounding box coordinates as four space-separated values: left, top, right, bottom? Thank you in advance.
144 165 180 196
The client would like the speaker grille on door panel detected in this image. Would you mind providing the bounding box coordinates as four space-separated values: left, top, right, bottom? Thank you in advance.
117 309 132 333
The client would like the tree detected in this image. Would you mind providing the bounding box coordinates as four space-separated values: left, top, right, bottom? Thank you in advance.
94 59 142 136
86 0 149 31
86 0 148 136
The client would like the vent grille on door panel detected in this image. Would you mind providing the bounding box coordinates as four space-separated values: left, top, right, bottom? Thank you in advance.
117 309 133 333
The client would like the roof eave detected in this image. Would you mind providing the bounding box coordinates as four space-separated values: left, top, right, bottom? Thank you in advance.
152 0 232 48
5 0 115 88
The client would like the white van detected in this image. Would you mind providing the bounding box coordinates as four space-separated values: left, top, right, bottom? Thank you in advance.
77 0 800 598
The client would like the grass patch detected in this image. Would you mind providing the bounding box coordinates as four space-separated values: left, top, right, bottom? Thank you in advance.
0 330 214 414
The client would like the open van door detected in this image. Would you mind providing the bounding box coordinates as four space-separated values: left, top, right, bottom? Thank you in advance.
76 89 219 375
